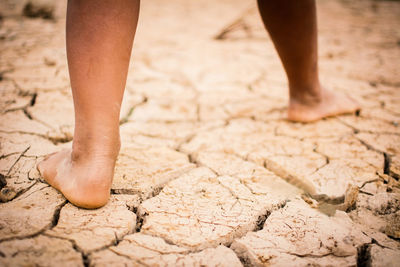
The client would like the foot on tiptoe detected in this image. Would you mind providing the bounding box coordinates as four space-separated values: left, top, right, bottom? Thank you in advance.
37 144 119 209
288 87 360 123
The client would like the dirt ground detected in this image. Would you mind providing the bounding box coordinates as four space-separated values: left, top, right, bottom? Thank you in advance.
1 0 400 266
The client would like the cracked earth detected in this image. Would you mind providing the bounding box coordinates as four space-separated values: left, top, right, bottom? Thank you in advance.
1 0 400 266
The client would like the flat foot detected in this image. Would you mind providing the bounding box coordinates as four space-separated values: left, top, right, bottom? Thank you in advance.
288 89 360 123
37 149 116 209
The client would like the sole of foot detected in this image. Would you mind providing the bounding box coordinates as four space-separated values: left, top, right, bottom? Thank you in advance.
37 148 116 209
287 89 360 123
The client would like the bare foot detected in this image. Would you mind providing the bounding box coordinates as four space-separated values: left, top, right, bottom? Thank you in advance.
287 88 360 123
37 147 118 209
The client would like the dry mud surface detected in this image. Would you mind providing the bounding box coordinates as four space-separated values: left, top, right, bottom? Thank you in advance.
1 0 400 266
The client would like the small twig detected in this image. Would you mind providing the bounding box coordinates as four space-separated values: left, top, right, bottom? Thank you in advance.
6 146 30 176
214 6 255 40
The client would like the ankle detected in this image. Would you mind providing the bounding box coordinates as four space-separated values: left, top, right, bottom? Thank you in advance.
289 82 323 107
71 132 121 162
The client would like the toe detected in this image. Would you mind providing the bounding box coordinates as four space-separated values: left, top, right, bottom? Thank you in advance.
37 158 49 178
37 151 69 188
37 152 56 175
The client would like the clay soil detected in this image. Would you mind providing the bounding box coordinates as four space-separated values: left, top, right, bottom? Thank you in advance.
0 0 400 266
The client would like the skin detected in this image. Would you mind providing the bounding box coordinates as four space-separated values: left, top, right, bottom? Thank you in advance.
38 0 140 208
38 0 359 209
257 0 359 122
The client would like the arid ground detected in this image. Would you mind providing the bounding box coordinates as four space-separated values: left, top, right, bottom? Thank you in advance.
0 0 400 266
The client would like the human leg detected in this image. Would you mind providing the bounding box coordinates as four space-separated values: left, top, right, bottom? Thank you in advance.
38 0 140 208
257 0 359 122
